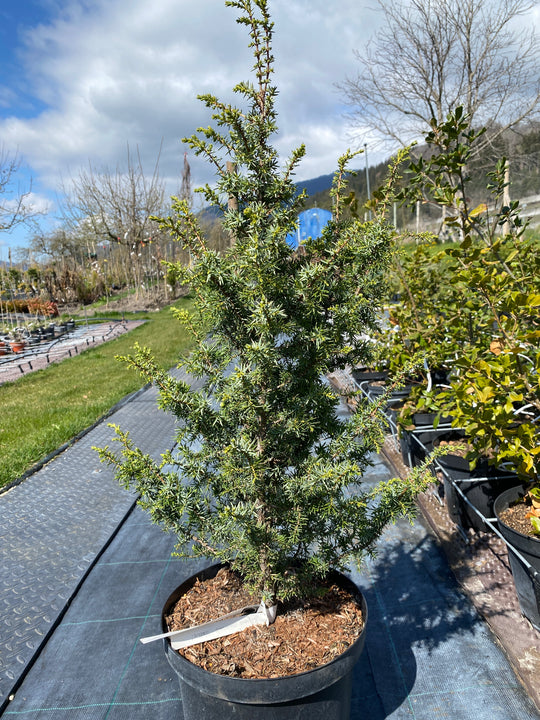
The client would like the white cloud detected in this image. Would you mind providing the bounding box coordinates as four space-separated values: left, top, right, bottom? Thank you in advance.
0 0 384 242
24 192 54 215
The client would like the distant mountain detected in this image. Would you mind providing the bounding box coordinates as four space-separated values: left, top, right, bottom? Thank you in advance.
198 172 342 224
294 172 337 197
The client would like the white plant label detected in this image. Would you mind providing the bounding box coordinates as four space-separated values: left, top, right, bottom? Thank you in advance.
140 601 278 650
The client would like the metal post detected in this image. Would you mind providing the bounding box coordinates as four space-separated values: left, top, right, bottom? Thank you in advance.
503 160 510 236
364 144 371 220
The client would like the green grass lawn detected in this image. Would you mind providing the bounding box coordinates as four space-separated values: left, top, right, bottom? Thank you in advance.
0 295 197 489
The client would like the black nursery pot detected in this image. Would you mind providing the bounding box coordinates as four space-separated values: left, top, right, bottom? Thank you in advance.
495 486 540 631
400 427 437 468
162 564 368 720
441 461 521 533
399 414 453 468
351 368 387 385
367 380 413 405
436 433 521 533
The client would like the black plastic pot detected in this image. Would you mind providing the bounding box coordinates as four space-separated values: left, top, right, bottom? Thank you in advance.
441 457 522 534
430 367 450 385
435 433 522 533
495 486 540 631
410 411 439 427
367 381 413 404
162 564 368 719
400 427 438 468
398 414 453 468
366 382 416 423
351 368 387 385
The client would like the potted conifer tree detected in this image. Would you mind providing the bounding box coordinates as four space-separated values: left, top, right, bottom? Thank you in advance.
96 1 438 717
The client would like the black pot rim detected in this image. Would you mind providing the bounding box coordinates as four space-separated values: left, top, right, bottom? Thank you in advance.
162 563 368 704
495 485 540 543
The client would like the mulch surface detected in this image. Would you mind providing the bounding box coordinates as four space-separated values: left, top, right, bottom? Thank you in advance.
165 567 364 679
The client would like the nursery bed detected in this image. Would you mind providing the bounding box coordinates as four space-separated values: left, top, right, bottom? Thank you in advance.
0 320 144 385
382 436 540 713
327 367 540 713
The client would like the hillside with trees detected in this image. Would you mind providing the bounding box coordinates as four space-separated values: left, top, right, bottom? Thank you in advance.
2 119 540 317
302 121 540 231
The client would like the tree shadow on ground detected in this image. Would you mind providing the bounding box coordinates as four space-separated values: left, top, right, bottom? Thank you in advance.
348 515 514 719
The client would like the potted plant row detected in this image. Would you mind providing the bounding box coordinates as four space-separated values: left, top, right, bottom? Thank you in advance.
495 485 540 631
4 326 28 353
373 108 540 625
0 317 74 351
95 1 441 717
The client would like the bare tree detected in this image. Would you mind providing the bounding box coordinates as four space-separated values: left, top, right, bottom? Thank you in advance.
61 145 166 253
339 0 540 154
60 146 167 296
27 228 86 264
0 146 40 232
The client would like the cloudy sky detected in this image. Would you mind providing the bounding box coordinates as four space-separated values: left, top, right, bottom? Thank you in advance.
0 0 385 251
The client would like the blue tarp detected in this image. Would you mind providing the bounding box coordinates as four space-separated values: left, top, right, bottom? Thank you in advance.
286 207 332 249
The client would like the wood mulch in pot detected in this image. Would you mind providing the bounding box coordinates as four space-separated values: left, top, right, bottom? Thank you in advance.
165 566 364 679
499 501 540 538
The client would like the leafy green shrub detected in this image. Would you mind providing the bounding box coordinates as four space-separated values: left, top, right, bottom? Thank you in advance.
384 108 540 477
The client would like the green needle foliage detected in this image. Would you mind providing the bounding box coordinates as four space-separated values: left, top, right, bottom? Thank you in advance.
96 0 437 606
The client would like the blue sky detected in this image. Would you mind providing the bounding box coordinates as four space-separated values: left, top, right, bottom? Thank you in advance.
0 2 49 119
0 0 388 256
